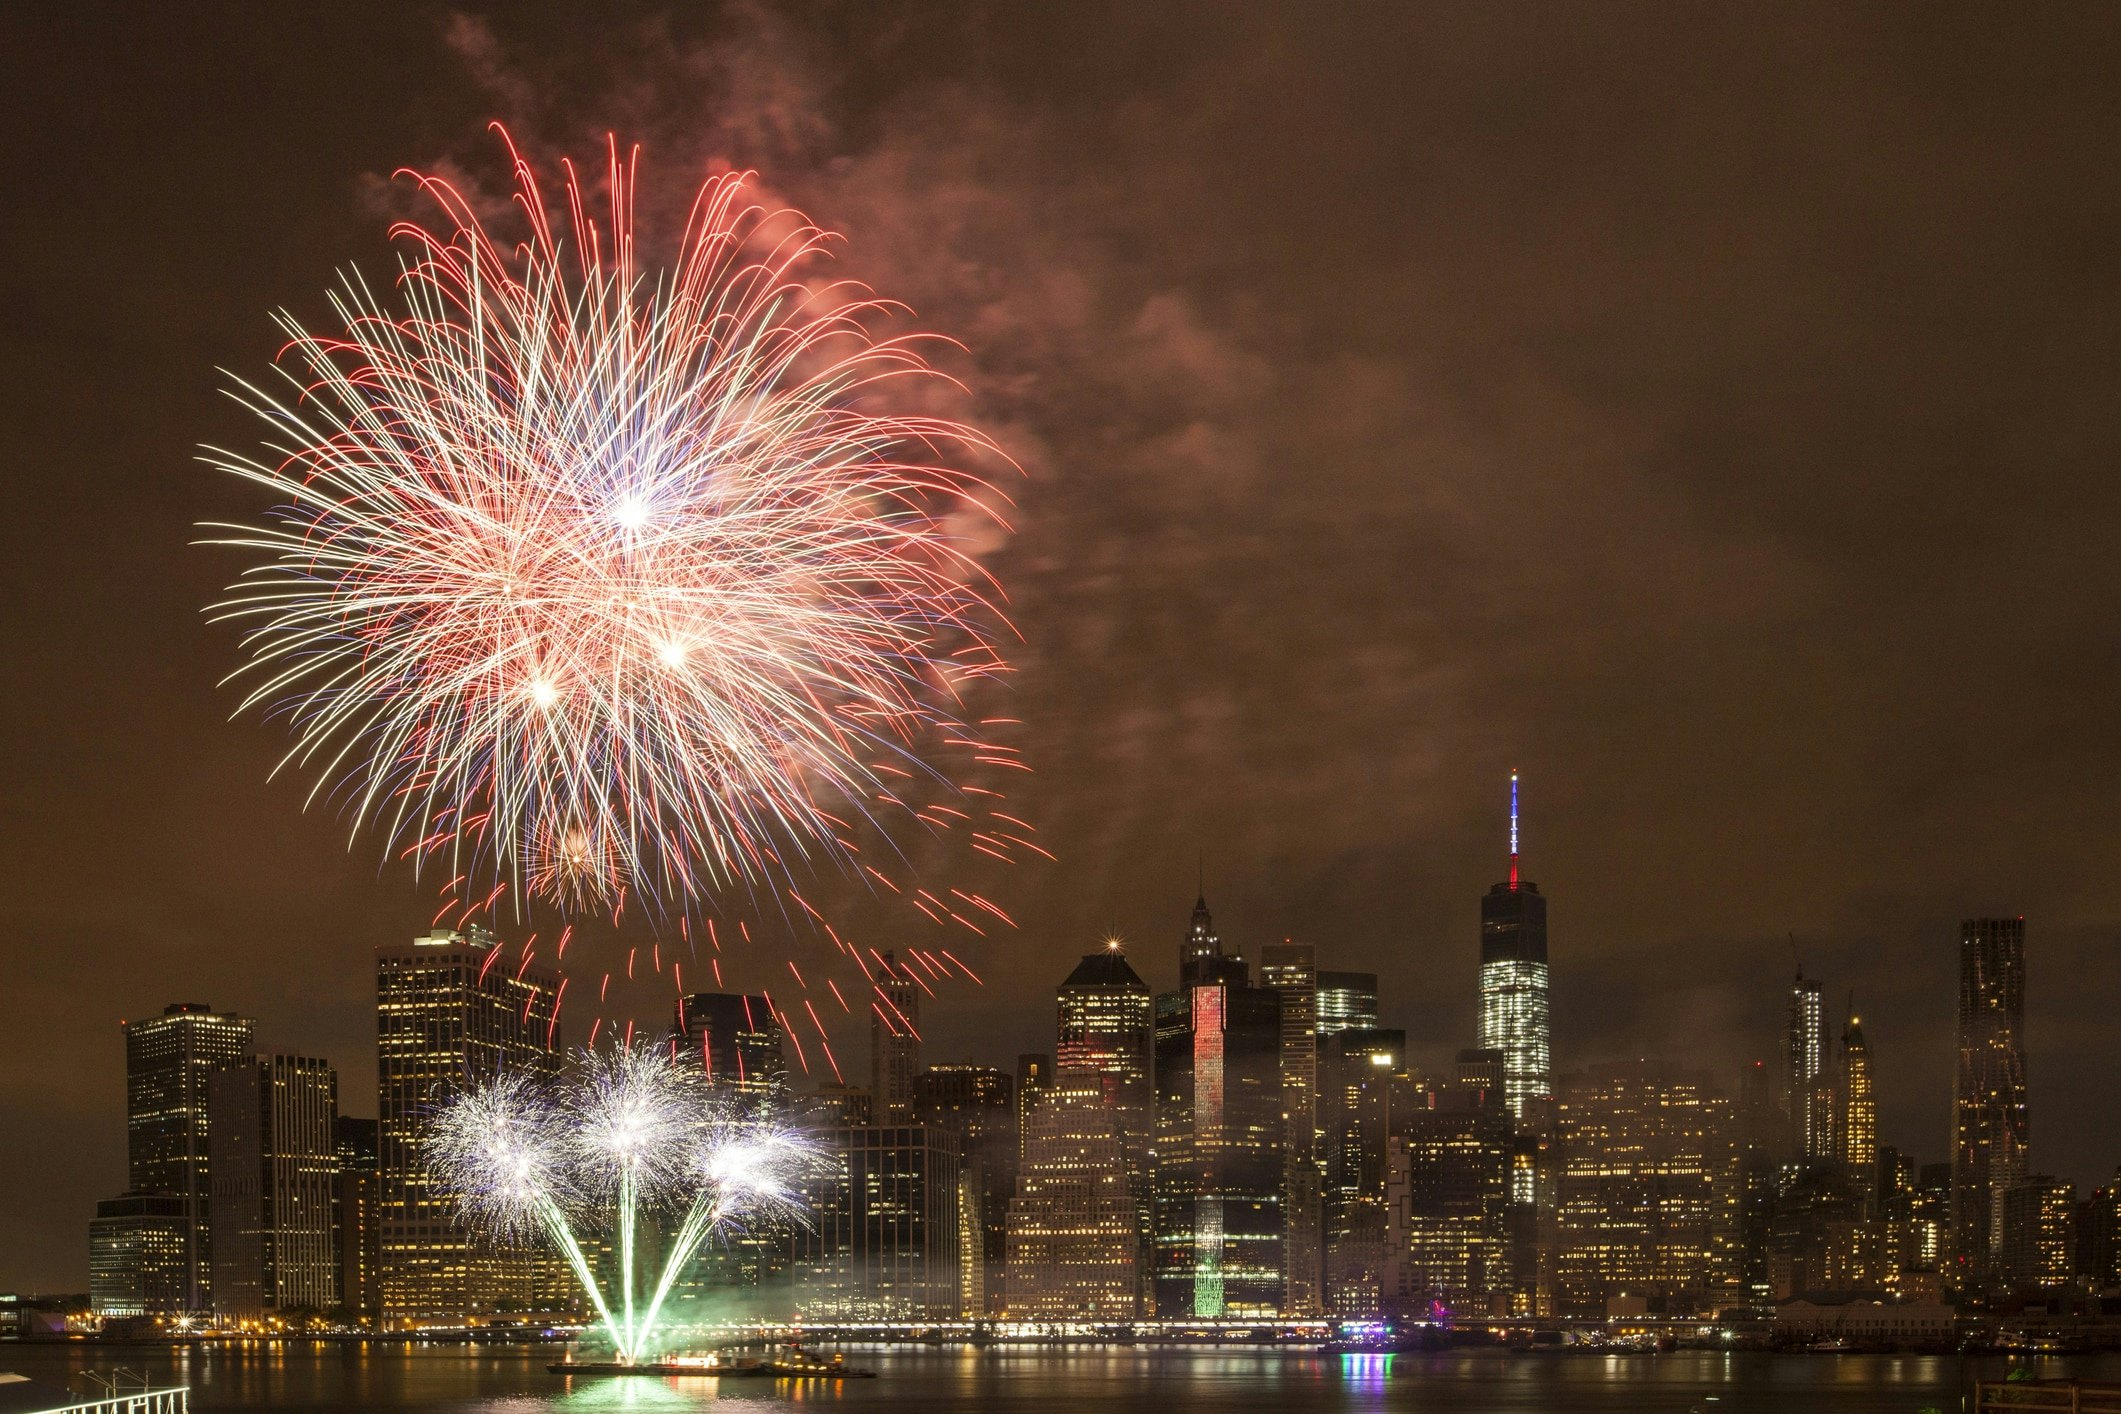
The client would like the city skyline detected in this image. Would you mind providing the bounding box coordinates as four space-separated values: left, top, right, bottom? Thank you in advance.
8 2 2121 1307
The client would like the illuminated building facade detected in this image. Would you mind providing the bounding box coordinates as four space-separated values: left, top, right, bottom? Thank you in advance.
1952 917 2028 1280
376 927 561 1327
1841 1009 1876 1176
1006 1074 1142 1317
1320 1027 1402 1317
1314 971 1379 1038
1154 893 1285 1317
1387 1082 1514 1317
911 1065 1015 1315
1786 972 1832 1164
1998 1176 2076 1288
1552 1063 1739 1318
334 1117 379 1327
124 1002 254 1313
88 1193 190 1317
869 952 922 1121
208 1055 340 1318
1259 942 1323 1317
1055 946 1155 1308
1478 773 1550 1126
2080 1169 2121 1290
673 991 788 1099
791 1124 962 1319
1014 1053 1052 1173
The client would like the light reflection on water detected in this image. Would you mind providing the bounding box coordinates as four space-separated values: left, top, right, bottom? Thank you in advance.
0 1343 2116 1413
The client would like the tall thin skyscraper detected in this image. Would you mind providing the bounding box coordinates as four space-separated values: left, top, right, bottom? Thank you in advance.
208 1055 340 1319
869 951 922 1121
1259 942 1323 1317
376 926 561 1327
1785 971 1830 1163
1478 772 1550 1126
1840 1004 1876 1177
334 1117 380 1328
1057 942 1156 1310
123 1002 254 1313
1953 917 2029 1279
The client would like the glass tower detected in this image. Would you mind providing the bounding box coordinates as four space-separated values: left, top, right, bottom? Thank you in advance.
1953 916 2029 1279
1478 773 1550 1126
123 1002 255 1313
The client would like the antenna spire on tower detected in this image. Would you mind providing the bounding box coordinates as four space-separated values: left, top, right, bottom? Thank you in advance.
1508 769 1520 888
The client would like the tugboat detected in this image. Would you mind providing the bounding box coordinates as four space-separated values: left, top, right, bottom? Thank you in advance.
548 1343 875 1378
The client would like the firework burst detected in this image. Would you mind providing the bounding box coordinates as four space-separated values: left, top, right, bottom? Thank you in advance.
203 129 1015 915
427 1040 818 1363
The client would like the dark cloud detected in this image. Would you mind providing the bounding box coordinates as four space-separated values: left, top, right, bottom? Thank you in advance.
3 1 2120 1289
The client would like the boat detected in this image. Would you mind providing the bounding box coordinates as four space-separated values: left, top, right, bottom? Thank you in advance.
548 1345 875 1379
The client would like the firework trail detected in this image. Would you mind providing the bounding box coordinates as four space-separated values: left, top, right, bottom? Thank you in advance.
427 1040 818 1363
202 128 1021 917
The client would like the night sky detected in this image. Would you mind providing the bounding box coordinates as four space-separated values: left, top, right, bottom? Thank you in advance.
6 3 2121 1291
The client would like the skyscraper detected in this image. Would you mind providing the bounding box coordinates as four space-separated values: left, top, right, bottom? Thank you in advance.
1259 942 1323 1317
673 992 789 1099
1153 892 1285 1318
1840 1005 1876 1178
334 1117 380 1328
123 1002 254 1313
1785 970 1830 1164
1953 917 2029 1280
1319 1026 1403 1317
1056 942 1156 1310
911 1064 1015 1315
1388 1077 1515 1318
208 1055 340 1319
1314 972 1380 1037
869 951 922 1121
1478 772 1550 1126
1006 1072 1143 1317
791 1123 962 1319
376 926 561 1327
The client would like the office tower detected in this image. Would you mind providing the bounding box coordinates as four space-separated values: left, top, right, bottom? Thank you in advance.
123 1002 255 1312
377 926 561 1327
1314 972 1380 1037
1998 1176 2076 1288
791 1123 962 1318
911 1065 1015 1316
1952 917 2029 1280
2079 1169 2120 1290
1387 1074 1515 1319
88 1193 190 1318
1319 1027 1403 1317
1153 893 1285 1317
208 1056 340 1319
1841 1006 1876 1177
869 952 922 1121
334 1118 379 1327
1055 944 1155 1309
803 1084 874 1127
1784 970 1830 1164
1259 942 1323 1317
1552 1063 1740 1318
1912 1162 1953 1271
673 992 789 1099
1014 1053 1051 1172
1478 772 1550 1126
1005 1073 1142 1317
1734 1060 1783 1308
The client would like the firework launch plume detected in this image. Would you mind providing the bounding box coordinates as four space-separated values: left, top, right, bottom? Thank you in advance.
426 1040 818 1364
202 128 1015 916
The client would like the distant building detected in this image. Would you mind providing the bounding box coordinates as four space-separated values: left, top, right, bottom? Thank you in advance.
1952 918 2029 1282
334 1117 379 1327
911 1065 1014 1315
376 927 561 1327
1387 1080 1514 1318
1478 773 1550 1125
1153 892 1284 1318
123 1002 254 1313
1765 1167 1881 1300
1258 942 1323 1317
792 1124 962 1319
1314 972 1379 1038
868 953 922 1122
673 992 788 1099
1014 1053 1051 1173
1998 1175 2076 1289
1005 1073 1142 1317
1785 971 1830 1165
1840 1008 1876 1177
2081 1169 2121 1290
1054 945 1155 1311
208 1056 340 1319
1320 1027 1402 1317
1552 1063 1739 1318
88 1193 190 1318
